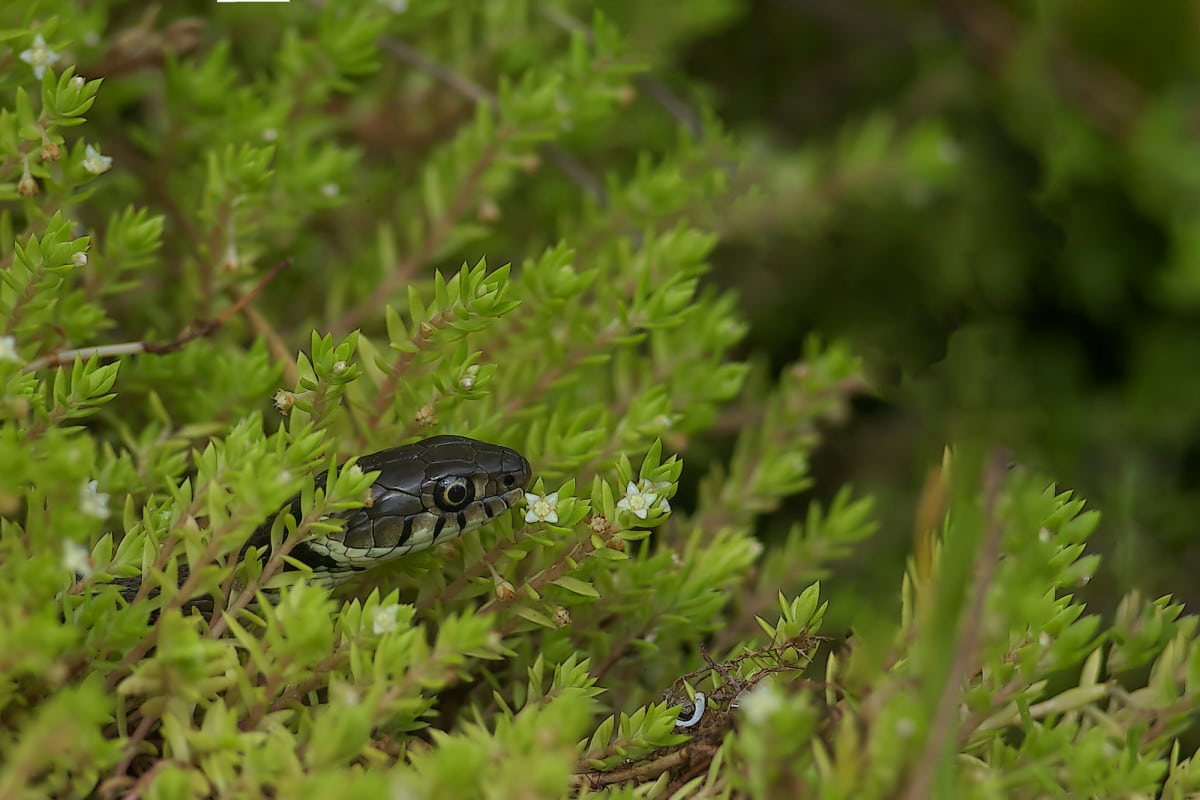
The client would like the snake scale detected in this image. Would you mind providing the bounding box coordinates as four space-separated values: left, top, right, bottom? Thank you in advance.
114 435 532 610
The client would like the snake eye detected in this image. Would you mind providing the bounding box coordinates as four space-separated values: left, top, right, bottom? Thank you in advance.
434 476 475 511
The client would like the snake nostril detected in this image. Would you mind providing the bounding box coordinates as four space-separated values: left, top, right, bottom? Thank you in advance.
503 474 515 488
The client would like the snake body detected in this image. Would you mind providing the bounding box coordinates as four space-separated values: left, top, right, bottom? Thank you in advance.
117 435 531 607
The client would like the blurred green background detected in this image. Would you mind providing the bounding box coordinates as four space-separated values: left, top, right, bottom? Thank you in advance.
606 0 1200 612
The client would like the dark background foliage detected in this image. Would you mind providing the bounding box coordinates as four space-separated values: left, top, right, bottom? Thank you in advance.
625 0 1200 612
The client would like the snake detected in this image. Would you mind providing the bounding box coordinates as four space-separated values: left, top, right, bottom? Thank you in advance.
113 435 532 610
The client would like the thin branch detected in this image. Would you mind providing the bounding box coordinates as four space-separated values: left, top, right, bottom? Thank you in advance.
937 0 1142 137
537 3 706 140
572 743 716 790
238 299 299 387
330 133 505 335
22 258 292 372
381 37 607 205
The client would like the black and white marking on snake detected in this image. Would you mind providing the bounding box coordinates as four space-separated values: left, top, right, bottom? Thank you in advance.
113 435 532 608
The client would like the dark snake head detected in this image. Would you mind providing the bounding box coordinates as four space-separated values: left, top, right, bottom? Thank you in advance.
288 435 532 585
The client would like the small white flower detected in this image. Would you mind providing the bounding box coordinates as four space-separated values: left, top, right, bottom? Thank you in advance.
524 491 559 524
70 75 85 89
332 360 347 375
373 604 400 635
379 0 409 11
262 128 278 142
72 251 87 267
321 183 339 198
80 480 109 519
0 336 20 363
346 464 364 480
460 365 479 390
82 144 113 175
19 34 60 80
633 479 672 515
738 682 783 725
62 540 92 578
616 481 659 520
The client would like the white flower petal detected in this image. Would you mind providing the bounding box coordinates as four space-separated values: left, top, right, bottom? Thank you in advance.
82 144 113 175
0 336 20 363
79 479 110 519
19 35 60 80
372 605 400 635
62 540 92 577
739 682 783 725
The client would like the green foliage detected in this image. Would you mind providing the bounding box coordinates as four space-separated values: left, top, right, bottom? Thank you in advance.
673 1 1200 601
0 3 1197 800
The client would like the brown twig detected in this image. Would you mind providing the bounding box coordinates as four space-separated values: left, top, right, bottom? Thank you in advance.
237 299 299 386
111 712 158 779
414 524 534 612
937 0 1142 138
381 37 607 205
23 258 292 372
537 3 706 140
330 133 506 335
571 746 709 790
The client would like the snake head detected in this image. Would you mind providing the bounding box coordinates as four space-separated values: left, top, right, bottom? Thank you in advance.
295 435 533 583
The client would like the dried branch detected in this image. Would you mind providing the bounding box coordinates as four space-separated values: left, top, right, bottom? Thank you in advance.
23 258 291 373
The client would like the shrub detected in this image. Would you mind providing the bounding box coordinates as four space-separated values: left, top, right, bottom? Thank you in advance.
0 4 1198 799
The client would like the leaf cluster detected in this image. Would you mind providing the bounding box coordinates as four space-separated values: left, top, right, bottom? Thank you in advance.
0 4 1198 800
